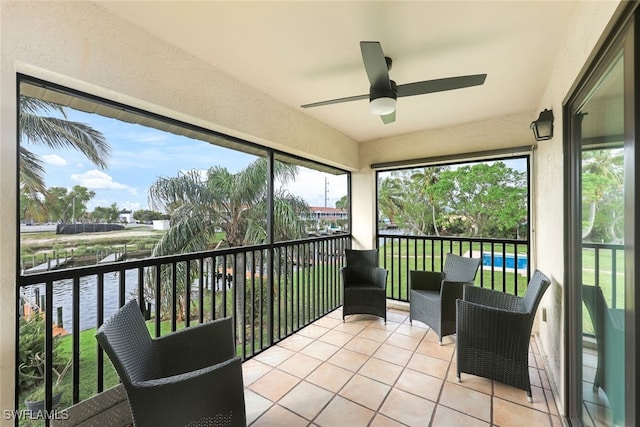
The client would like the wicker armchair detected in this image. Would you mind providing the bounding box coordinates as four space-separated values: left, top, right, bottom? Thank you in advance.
409 253 481 344
456 270 550 402
342 249 388 323
95 300 246 427
582 284 624 423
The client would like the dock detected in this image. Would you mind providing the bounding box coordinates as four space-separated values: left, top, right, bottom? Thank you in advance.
99 252 125 264
24 257 71 274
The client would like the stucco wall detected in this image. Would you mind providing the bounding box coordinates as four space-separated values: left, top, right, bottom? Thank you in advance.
533 0 621 417
0 1 358 422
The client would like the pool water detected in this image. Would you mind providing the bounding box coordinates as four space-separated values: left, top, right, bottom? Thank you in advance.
482 253 527 269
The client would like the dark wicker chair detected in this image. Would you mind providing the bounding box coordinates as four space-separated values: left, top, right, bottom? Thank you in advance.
456 270 550 402
342 249 388 323
582 284 624 423
409 253 481 344
95 300 246 427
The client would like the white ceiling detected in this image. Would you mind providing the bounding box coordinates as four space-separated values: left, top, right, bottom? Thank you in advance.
95 1 577 143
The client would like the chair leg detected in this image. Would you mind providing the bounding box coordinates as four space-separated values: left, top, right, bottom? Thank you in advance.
456 373 461 383
527 390 533 403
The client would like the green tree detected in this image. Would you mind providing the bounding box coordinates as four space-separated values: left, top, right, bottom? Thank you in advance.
44 186 95 223
19 96 110 195
148 158 309 328
90 203 120 223
133 209 168 223
429 162 527 238
377 167 447 235
581 148 624 242
335 195 348 210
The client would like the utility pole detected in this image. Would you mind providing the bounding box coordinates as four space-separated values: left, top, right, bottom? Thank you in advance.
324 177 329 208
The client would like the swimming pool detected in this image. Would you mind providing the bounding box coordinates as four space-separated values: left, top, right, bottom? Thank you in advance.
482 253 528 270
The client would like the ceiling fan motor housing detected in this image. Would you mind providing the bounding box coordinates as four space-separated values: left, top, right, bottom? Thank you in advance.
370 80 397 115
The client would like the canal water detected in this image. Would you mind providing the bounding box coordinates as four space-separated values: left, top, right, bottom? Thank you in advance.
20 270 139 335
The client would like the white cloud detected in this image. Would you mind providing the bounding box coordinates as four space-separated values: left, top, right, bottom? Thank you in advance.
281 170 347 208
70 169 133 191
42 154 68 166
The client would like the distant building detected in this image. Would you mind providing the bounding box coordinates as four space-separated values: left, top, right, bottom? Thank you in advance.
152 220 170 231
307 207 348 222
119 209 134 224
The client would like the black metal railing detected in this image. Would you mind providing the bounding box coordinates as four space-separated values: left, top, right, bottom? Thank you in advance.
581 242 625 309
16 234 349 425
378 233 531 301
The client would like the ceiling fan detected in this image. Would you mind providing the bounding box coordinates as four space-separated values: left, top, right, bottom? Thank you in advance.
301 41 487 124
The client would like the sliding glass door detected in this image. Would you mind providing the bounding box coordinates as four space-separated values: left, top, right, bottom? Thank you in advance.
566 10 637 427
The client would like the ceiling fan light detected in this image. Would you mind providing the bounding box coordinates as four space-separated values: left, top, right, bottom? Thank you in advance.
370 97 396 115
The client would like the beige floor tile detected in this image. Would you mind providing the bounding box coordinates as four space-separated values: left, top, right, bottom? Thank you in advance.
358 358 403 385
249 368 300 402
358 326 394 342
494 381 547 412
394 368 443 402
279 380 334 420
407 352 450 378
333 319 371 335
370 414 406 427
446 363 493 395
373 343 413 366
242 359 273 386
416 338 455 361
439 382 491 422
431 405 489 427
297 324 330 339
339 374 391 411
379 388 436 427
368 319 401 332
384 332 421 351
386 311 409 324
493 397 552 427
313 315 343 329
422 328 456 346
277 334 314 352
306 362 354 393
244 389 273 425
300 339 341 361
315 396 375 427
318 329 355 347
393 323 428 339
253 345 295 367
327 348 369 372
343 336 382 356
250 404 309 427
278 352 322 378
242 309 561 426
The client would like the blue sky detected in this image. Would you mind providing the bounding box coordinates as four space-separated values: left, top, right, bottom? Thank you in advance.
25 108 347 212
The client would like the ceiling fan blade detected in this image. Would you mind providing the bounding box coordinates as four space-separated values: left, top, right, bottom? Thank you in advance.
360 41 391 90
397 74 487 97
381 110 396 124
301 93 368 108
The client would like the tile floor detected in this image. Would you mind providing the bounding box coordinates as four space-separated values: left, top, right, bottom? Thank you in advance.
242 307 563 427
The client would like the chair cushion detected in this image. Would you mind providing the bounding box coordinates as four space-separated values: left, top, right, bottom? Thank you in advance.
410 289 441 303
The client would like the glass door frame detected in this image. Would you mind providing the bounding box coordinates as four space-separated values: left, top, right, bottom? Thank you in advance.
564 5 638 426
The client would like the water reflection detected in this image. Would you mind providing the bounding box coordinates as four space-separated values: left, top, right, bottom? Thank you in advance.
21 270 139 334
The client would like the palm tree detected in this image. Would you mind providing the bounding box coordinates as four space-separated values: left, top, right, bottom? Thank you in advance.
19 96 110 195
148 157 309 335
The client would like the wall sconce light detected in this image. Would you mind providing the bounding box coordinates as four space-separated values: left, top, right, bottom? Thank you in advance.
530 109 554 141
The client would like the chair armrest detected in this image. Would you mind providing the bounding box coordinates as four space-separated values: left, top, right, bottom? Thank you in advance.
463 285 523 312
374 267 388 289
155 317 236 376
409 270 444 292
